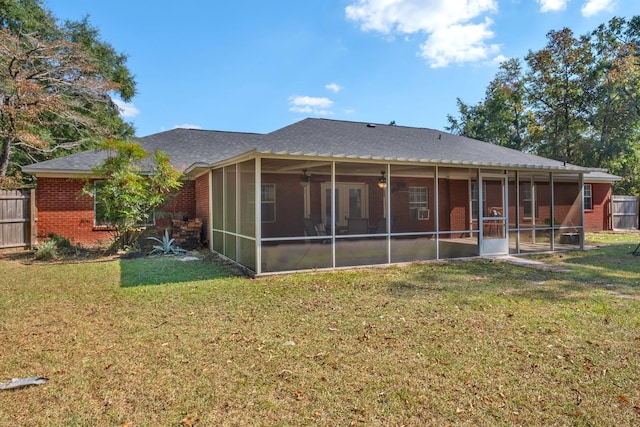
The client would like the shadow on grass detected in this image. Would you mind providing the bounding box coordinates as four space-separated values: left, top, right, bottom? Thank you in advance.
388 245 640 302
119 255 238 287
561 243 640 277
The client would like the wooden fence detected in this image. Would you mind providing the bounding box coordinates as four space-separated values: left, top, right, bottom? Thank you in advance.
612 195 639 230
0 189 37 250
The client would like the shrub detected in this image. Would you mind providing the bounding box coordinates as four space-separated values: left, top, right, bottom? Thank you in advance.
48 233 72 250
34 240 57 260
147 229 187 255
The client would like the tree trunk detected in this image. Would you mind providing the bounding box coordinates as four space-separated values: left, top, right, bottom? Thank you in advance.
0 136 13 177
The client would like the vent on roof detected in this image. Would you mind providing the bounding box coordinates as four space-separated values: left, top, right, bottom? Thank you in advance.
367 123 376 128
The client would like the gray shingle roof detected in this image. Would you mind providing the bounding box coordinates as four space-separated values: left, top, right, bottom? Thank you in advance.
22 118 604 176
264 118 586 170
22 128 264 175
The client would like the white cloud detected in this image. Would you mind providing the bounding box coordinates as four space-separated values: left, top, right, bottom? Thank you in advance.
174 123 203 130
420 18 500 68
490 53 509 66
581 0 615 17
326 83 343 93
537 0 569 12
345 0 500 68
112 98 140 118
289 96 334 115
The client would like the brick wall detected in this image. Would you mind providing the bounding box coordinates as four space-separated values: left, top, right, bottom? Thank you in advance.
195 173 210 245
390 177 436 233
36 178 103 246
35 174 613 247
585 183 611 231
262 173 305 238
36 177 198 247
448 180 469 233
156 180 196 228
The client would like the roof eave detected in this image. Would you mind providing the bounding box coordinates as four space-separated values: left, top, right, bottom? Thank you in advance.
20 167 94 178
253 150 597 172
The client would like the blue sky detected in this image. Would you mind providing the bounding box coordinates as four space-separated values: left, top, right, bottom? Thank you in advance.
46 0 640 137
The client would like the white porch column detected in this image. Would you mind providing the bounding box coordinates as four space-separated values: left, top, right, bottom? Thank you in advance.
550 172 555 252
579 173 585 250
255 158 262 275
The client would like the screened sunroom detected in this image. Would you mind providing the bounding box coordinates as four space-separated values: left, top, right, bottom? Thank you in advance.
208 156 587 275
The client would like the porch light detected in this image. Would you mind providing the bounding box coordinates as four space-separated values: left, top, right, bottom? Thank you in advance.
378 171 387 189
300 169 311 187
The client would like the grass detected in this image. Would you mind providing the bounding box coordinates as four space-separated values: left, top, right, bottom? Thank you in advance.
0 233 639 426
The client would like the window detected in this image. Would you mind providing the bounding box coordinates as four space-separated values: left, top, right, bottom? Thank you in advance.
584 184 593 211
522 182 532 218
470 181 486 220
261 183 276 222
93 181 155 227
409 187 429 220
94 181 110 227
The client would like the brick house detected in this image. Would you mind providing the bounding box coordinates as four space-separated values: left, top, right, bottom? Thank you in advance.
23 118 619 275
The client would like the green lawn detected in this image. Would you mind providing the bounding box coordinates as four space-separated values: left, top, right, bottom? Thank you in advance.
1 233 639 426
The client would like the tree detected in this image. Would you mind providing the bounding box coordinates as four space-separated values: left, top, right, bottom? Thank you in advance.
447 16 640 195
446 59 532 151
0 0 136 186
525 28 595 165
589 17 640 194
83 140 183 250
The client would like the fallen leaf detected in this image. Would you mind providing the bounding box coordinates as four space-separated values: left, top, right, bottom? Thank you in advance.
619 396 629 404
121 422 133 427
182 416 200 426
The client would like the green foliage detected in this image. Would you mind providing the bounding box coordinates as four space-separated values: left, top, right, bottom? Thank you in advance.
34 233 82 259
34 239 57 260
447 59 532 152
83 140 183 250
147 229 187 255
0 0 136 185
447 16 640 195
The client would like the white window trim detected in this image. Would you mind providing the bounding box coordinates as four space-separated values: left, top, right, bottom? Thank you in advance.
523 182 533 219
261 183 276 223
409 187 429 221
470 181 486 221
584 183 593 211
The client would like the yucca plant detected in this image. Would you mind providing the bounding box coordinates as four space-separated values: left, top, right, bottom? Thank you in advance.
34 239 57 260
146 229 187 255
